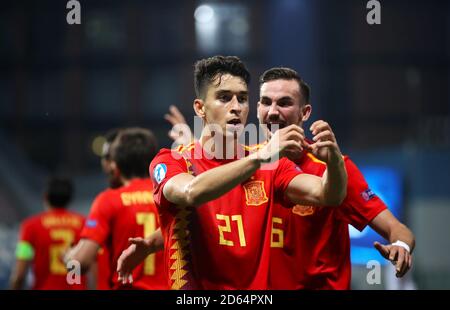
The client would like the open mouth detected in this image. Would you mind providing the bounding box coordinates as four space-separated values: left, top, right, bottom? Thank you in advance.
267 122 286 131
227 119 242 126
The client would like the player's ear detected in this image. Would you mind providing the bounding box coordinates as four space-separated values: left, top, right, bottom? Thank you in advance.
110 161 120 176
301 104 312 122
194 99 205 119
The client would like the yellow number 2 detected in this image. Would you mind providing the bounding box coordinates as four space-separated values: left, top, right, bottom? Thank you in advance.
136 212 156 275
49 229 74 274
216 214 246 247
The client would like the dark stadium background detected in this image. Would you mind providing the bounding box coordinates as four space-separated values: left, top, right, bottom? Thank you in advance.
0 0 449 289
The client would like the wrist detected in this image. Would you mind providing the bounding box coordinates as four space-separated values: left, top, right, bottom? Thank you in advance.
392 240 410 253
248 151 266 165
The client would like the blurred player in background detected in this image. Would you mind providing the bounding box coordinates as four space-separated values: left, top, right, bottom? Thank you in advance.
65 128 167 289
94 128 123 290
10 177 87 290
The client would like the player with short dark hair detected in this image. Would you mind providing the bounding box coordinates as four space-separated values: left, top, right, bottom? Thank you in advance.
10 177 87 290
146 55 347 289
65 128 167 290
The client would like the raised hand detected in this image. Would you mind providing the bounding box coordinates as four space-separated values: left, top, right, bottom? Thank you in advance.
165 105 193 145
309 120 342 164
374 241 413 277
257 124 305 163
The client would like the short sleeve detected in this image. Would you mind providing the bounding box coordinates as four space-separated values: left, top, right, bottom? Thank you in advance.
16 219 35 260
273 158 304 193
336 158 387 231
18 219 34 244
149 148 189 208
80 192 113 245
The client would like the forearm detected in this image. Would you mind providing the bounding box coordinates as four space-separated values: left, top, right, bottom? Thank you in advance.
9 273 25 290
184 155 261 206
64 239 99 274
322 158 347 206
147 228 164 254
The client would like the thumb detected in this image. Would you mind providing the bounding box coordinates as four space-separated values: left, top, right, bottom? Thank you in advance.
128 237 144 245
374 241 390 258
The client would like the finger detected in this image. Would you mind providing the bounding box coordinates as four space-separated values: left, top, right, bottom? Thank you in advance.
117 258 123 272
170 105 186 123
374 242 390 259
398 253 410 277
395 248 406 275
310 121 330 135
312 130 335 142
122 273 128 284
389 246 398 262
129 237 143 244
309 140 336 150
284 124 303 135
128 274 133 284
164 114 177 126
408 254 413 269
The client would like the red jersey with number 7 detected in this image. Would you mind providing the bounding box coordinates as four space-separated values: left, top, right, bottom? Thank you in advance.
80 179 167 289
149 142 303 290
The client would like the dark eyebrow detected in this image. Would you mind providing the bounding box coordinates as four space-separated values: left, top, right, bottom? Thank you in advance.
215 90 248 96
277 96 294 102
260 96 293 101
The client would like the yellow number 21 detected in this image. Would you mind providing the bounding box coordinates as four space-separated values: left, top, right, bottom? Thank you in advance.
216 214 246 247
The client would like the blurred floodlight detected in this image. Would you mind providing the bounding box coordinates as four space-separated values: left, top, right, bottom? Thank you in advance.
194 5 215 24
194 3 249 54
92 136 106 157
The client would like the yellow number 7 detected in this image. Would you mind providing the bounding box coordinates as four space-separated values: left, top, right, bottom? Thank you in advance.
136 212 156 275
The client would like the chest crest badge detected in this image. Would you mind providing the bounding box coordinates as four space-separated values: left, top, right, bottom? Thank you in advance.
243 180 268 206
292 205 315 216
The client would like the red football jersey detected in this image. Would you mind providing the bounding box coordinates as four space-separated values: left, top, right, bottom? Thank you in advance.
149 142 303 290
269 152 387 289
96 246 112 289
80 179 167 290
18 209 87 290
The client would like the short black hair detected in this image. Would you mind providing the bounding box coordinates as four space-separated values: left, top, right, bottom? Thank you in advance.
110 127 158 179
194 55 250 99
102 128 122 159
259 67 310 104
46 177 74 208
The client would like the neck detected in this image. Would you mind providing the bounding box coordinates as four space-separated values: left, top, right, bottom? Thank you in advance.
200 131 240 160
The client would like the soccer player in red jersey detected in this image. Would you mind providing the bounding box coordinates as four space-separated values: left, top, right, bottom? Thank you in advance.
94 128 122 290
10 177 87 290
65 128 167 290
256 67 415 289
146 56 347 290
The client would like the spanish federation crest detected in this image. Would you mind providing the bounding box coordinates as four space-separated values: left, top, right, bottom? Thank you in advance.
292 205 315 216
243 180 268 206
